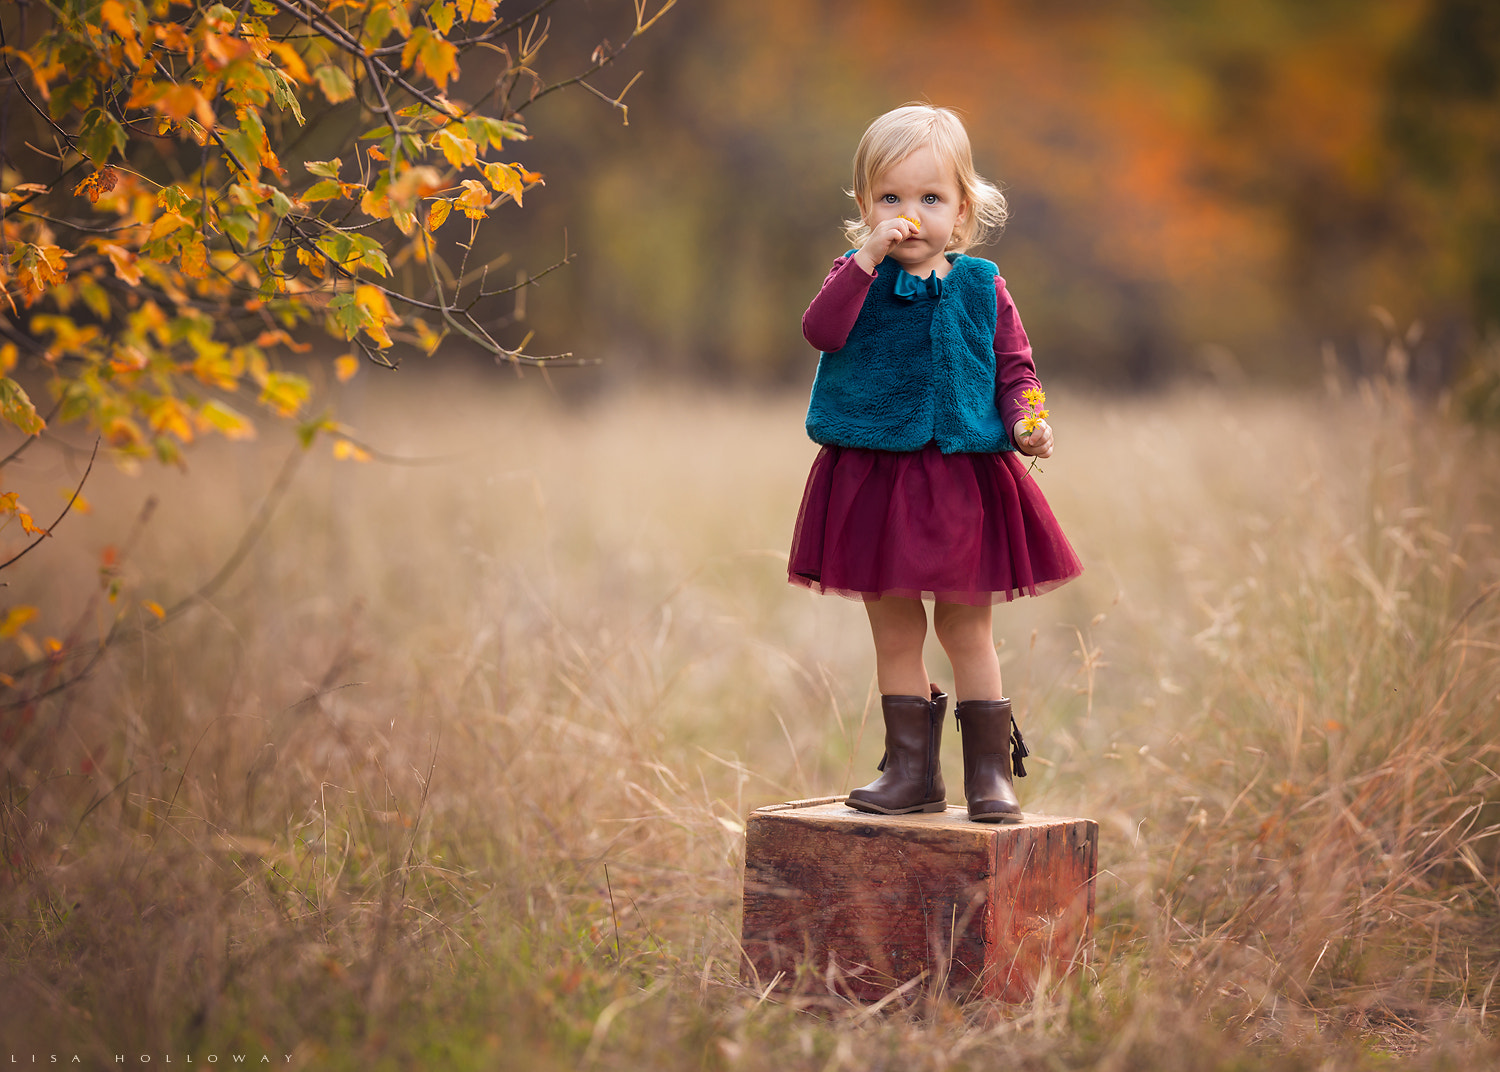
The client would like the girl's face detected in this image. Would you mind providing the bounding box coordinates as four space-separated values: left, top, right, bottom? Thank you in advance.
860 143 969 276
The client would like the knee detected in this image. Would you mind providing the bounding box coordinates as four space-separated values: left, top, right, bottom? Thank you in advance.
933 609 991 658
868 601 927 655
872 616 926 656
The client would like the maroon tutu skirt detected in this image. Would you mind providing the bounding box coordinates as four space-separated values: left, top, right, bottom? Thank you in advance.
788 442 1082 605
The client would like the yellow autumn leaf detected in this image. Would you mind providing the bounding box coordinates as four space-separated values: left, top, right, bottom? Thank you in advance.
435 127 478 169
0 605 38 640
148 212 189 242
334 354 359 382
483 161 524 204
332 438 371 463
412 317 445 355
146 395 195 442
426 198 452 231
402 27 459 90
198 399 257 440
417 33 459 90
258 371 311 417
456 0 498 20
142 600 166 620
180 238 208 279
456 179 489 219
361 186 392 220
100 242 142 286
355 284 398 348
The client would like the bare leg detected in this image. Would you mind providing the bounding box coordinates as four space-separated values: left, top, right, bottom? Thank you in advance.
932 601 1003 701
864 596 930 697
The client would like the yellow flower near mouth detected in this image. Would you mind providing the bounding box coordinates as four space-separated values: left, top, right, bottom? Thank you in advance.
898 214 921 230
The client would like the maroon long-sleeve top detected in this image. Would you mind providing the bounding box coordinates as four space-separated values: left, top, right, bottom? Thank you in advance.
802 255 1043 441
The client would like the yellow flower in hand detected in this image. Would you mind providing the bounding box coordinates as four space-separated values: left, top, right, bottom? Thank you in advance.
1017 388 1049 433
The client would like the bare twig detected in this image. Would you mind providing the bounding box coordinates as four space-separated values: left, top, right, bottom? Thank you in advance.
0 437 98 573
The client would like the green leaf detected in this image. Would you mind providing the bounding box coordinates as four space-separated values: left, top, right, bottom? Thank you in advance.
327 293 364 340
313 65 355 105
301 179 344 202
474 116 528 146
79 278 111 320
158 185 191 212
220 127 259 176
270 69 304 125
0 377 45 436
269 188 295 217
428 1 456 35
347 234 391 277
305 158 343 179
78 108 127 166
316 232 357 268
361 4 394 47
221 212 254 248
48 78 96 122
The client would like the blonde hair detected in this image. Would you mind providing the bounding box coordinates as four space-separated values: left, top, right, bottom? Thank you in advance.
842 104 1008 253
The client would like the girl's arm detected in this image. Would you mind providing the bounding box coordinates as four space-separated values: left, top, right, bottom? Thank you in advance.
993 278 1053 458
802 256 876 352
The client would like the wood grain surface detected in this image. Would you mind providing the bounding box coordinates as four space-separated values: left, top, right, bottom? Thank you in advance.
742 799 1097 1002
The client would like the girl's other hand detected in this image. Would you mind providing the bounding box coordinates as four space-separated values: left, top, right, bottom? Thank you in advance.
852 215 919 275
1013 418 1054 458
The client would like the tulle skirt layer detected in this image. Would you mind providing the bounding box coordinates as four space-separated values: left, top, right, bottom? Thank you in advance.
787 442 1082 606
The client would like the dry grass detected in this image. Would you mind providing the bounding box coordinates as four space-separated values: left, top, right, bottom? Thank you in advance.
0 364 1497 1070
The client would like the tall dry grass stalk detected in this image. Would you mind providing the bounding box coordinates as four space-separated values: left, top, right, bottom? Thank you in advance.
0 365 1496 1070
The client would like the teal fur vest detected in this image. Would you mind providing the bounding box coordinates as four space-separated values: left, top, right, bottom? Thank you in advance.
805 253 1015 454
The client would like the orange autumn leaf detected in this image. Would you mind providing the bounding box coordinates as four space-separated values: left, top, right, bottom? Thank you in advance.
402 27 459 90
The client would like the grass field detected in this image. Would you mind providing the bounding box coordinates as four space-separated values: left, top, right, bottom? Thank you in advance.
1 365 1498 1070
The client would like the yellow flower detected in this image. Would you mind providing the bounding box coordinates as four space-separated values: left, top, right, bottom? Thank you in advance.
1021 387 1046 408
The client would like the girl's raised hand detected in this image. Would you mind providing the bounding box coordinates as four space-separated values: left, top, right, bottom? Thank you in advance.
852 215 919 274
1013 418 1054 459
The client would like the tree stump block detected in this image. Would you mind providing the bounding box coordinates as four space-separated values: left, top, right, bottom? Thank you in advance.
741 797 1097 1003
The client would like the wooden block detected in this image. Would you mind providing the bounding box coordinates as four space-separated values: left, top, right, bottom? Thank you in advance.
741 796 1097 1003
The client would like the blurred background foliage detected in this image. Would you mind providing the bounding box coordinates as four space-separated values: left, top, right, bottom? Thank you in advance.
461 0 1500 393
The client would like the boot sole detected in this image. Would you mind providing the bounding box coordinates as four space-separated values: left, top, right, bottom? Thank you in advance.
844 797 947 816
968 810 1022 823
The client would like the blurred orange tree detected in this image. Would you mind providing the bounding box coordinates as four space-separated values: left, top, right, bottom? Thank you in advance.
0 0 671 685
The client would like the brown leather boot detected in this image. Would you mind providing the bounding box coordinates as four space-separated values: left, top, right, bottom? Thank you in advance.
954 698 1030 823
845 686 948 815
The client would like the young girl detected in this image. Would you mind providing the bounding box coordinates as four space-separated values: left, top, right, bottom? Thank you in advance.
788 104 1082 823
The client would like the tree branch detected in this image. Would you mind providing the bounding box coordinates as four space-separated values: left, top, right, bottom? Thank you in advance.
0 437 98 573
